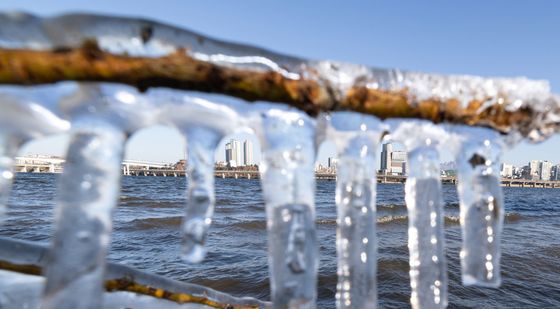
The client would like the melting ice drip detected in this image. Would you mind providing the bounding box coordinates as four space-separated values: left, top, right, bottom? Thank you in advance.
257 110 317 308
392 122 450 309
0 11 558 309
452 127 504 287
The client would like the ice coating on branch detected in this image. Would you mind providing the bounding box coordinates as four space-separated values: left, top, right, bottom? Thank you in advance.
162 96 248 263
318 112 383 308
448 126 504 287
255 109 317 308
43 120 125 309
401 72 551 108
0 12 51 49
391 121 449 309
0 85 71 139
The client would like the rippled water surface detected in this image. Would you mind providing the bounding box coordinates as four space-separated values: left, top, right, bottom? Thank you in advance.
2 173 560 308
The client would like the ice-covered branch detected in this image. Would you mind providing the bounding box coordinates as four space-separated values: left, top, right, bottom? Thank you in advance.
0 12 559 141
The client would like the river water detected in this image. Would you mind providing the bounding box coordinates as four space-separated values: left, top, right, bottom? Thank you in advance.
1 173 560 308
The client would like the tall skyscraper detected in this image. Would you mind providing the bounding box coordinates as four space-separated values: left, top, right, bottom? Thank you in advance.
552 165 560 181
225 142 233 164
243 140 253 166
529 160 540 180
500 163 513 178
328 157 338 169
380 143 392 172
540 161 553 181
233 140 242 166
380 143 406 175
225 139 243 167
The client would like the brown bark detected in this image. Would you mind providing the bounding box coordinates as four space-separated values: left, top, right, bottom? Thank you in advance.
0 40 538 135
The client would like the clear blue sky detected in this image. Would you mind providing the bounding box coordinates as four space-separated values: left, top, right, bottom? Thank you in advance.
3 1 559 167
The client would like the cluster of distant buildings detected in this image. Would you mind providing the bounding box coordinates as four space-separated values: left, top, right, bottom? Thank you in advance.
219 139 254 168
316 143 408 175
501 160 560 181
315 143 560 182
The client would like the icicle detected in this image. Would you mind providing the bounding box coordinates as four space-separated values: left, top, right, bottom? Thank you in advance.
42 84 154 309
392 121 448 309
162 95 246 263
0 135 20 221
256 110 317 308
451 126 504 287
318 112 382 308
180 128 221 263
42 120 125 309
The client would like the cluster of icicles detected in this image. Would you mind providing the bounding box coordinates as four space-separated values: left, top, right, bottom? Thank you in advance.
0 82 507 308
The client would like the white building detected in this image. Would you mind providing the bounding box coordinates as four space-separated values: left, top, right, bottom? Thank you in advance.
243 140 254 166
540 161 553 181
529 160 540 180
500 163 513 178
390 150 407 175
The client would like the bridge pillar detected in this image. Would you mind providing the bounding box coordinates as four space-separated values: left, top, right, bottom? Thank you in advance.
234 173 238 179
247 174 251 179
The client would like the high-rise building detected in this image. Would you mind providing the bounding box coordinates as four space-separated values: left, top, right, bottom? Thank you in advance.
380 143 406 175
552 165 560 181
540 161 553 181
391 151 407 175
500 163 513 178
328 157 338 169
225 142 233 164
225 139 243 167
380 143 392 173
243 140 253 166
529 160 540 180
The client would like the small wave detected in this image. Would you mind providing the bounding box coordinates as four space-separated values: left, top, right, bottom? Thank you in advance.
378 204 406 211
317 219 337 225
120 196 181 208
376 212 525 226
377 215 408 225
230 220 267 231
126 216 182 230
378 203 460 212
504 212 523 223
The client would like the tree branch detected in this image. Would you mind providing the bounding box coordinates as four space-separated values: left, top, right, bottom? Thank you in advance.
0 40 543 136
